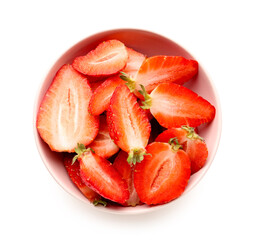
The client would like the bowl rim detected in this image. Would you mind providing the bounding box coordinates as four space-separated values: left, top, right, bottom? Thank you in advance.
33 28 222 215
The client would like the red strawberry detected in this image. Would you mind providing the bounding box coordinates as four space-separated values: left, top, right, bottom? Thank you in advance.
87 116 119 159
36 64 99 152
134 140 191 205
88 48 145 116
63 154 101 203
107 85 151 164
74 144 129 204
139 83 215 128
72 40 128 76
113 151 140 206
155 126 208 174
89 75 124 115
135 56 198 95
122 47 146 78
120 56 198 98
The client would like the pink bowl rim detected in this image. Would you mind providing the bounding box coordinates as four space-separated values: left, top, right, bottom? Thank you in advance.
33 28 222 215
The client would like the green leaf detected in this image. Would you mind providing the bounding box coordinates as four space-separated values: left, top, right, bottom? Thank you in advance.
119 72 136 92
93 200 107 207
138 85 152 109
127 148 150 165
72 143 93 165
181 125 204 141
168 137 183 151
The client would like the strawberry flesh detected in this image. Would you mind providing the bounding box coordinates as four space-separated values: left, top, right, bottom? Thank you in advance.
87 116 119 159
134 142 191 205
78 150 129 204
72 40 128 76
150 82 216 128
63 154 101 202
107 85 151 163
36 64 99 152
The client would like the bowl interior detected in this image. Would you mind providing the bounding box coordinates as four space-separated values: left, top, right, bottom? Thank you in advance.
34 29 221 214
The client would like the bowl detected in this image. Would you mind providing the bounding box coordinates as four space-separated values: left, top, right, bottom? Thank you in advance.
33 28 222 214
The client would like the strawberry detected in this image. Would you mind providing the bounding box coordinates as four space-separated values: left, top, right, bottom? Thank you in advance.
113 151 140 206
120 56 198 98
88 80 106 92
72 40 128 76
88 47 145 116
36 64 99 152
87 116 119 159
63 154 102 203
139 83 216 128
89 75 124 115
155 126 208 174
107 85 151 164
73 144 129 204
134 140 191 205
122 47 146 78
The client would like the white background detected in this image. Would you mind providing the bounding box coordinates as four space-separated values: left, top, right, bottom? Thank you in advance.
1 0 255 239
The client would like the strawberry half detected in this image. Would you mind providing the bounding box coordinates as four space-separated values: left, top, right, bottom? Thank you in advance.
122 47 146 78
139 83 215 128
107 85 151 164
134 140 191 205
88 47 145 116
89 75 124 115
121 56 198 98
87 116 119 159
36 64 99 152
63 154 101 203
73 144 129 204
155 126 208 174
113 151 140 206
72 39 128 76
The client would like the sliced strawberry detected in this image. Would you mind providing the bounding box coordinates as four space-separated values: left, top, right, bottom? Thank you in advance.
107 85 151 164
87 116 119 159
134 141 191 205
89 75 124 115
113 151 140 206
122 47 146 78
134 56 198 96
88 80 106 92
139 83 215 128
63 154 101 202
72 40 128 76
155 126 208 174
36 64 99 152
74 144 129 204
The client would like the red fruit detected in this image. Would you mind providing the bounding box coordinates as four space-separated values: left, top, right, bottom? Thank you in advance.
155 126 208 174
36 64 99 152
134 56 198 96
74 144 129 204
134 141 191 205
139 82 215 128
87 116 119 159
72 40 128 76
63 154 101 202
113 151 140 206
89 75 124 115
107 85 151 164
122 47 146 78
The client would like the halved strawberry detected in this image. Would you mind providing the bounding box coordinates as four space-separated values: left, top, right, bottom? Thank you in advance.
155 126 208 174
139 83 215 128
134 140 191 205
122 47 146 78
36 64 99 152
87 116 119 159
89 75 124 115
113 151 140 206
72 40 128 76
107 85 151 164
88 48 145 116
63 154 101 203
73 144 129 204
